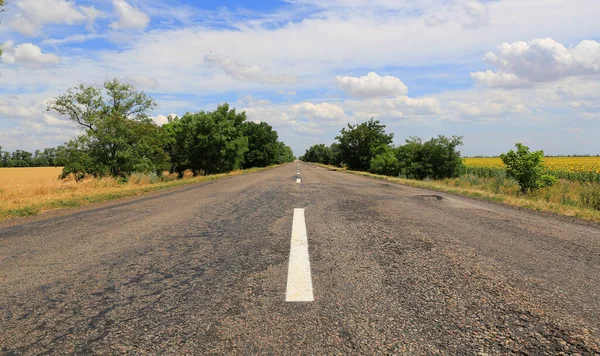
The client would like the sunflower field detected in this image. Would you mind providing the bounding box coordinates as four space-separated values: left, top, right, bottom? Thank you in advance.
464 157 600 183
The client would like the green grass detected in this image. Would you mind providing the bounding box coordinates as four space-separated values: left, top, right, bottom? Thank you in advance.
314 163 600 223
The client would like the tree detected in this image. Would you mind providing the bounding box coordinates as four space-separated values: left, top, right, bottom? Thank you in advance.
397 135 464 180
336 118 393 171
302 144 332 164
369 145 400 176
275 142 295 164
500 143 556 193
164 104 248 175
49 78 169 178
242 121 279 168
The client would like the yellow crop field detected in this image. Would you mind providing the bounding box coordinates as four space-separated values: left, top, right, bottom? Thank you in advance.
464 157 600 182
0 166 272 220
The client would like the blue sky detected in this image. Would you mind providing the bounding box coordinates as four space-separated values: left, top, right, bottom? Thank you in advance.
1 0 600 156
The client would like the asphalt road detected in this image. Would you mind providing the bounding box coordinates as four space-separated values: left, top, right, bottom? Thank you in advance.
1 162 599 355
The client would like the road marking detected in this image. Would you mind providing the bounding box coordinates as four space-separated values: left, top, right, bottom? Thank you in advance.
296 178 301 183
286 208 314 302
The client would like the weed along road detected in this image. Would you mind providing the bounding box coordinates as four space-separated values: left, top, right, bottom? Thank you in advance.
1 163 600 354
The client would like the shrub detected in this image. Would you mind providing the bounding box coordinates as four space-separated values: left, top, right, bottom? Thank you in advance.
369 146 400 176
397 135 464 180
501 143 556 193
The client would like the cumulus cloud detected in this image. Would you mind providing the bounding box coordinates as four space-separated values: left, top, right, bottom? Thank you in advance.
204 53 298 84
336 72 408 98
449 100 528 117
344 96 440 119
124 74 160 89
152 114 177 126
110 0 150 30
9 0 101 36
471 38 600 88
1 41 60 68
291 102 346 121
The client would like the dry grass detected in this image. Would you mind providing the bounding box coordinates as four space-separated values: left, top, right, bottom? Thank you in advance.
315 164 600 223
0 166 278 221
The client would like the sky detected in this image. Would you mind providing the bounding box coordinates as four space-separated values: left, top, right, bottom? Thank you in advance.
1 0 600 157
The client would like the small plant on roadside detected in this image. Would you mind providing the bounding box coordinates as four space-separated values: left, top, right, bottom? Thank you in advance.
501 143 556 194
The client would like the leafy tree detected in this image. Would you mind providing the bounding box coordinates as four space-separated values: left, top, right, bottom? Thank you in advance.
275 142 295 164
49 78 169 178
369 145 400 176
242 121 279 168
302 144 332 164
164 104 248 175
397 135 464 180
336 119 393 171
500 143 556 193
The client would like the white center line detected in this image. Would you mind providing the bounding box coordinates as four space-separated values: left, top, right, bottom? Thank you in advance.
285 208 314 302
296 178 301 183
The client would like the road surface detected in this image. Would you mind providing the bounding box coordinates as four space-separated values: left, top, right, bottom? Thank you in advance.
1 162 599 354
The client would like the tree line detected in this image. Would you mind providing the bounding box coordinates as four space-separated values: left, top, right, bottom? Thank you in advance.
300 119 557 193
1 79 295 178
300 118 465 180
0 147 63 168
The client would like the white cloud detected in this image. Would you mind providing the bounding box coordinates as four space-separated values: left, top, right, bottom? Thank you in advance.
152 114 177 126
471 38 600 87
110 0 150 30
462 1 489 29
336 72 409 98
343 95 440 119
204 53 298 84
1 41 60 68
124 74 160 89
9 0 101 36
291 102 346 121
449 100 510 117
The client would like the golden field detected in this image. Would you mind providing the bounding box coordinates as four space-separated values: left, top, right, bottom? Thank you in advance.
464 157 600 182
0 166 274 220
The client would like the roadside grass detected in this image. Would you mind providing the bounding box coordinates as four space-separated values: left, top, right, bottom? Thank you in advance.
0 166 279 221
314 163 600 223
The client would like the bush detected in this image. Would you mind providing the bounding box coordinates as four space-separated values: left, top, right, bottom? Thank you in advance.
500 143 556 193
396 135 464 180
539 174 558 188
369 146 400 176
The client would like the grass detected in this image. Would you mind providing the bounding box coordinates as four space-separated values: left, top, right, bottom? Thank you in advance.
314 163 600 223
0 166 279 221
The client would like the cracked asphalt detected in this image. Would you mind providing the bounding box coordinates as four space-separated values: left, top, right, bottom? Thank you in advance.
1 162 599 355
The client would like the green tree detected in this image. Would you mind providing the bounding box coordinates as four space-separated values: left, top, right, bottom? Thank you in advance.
242 121 279 168
302 144 332 164
397 135 464 180
275 142 295 164
369 145 400 176
49 78 169 178
164 104 248 175
336 118 393 171
500 143 555 193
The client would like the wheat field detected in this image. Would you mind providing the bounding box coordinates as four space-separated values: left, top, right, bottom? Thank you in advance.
0 167 268 220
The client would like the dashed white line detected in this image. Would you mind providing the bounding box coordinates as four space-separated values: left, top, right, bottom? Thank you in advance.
296 178 301 183
285 208 314 302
